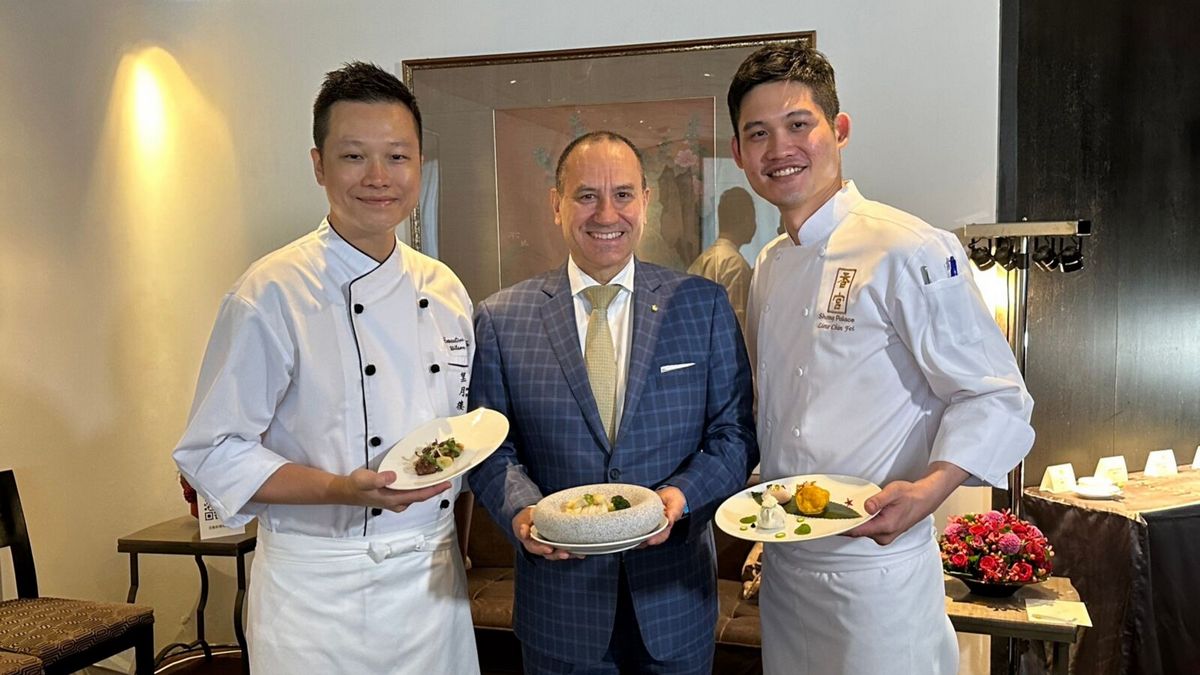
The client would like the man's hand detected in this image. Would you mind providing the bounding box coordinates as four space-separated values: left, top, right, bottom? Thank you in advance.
845 462 969 545
643 486 687 547
512 506 577 560
338 468 450 512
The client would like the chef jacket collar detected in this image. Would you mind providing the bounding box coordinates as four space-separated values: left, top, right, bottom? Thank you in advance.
316 218 408 282
567 254 635 302
792 180 865 248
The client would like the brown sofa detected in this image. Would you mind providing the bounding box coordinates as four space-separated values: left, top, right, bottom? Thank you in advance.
460 495 762 652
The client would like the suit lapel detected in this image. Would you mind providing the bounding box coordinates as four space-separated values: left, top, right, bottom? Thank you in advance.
616 260 664 446
540 266 610 449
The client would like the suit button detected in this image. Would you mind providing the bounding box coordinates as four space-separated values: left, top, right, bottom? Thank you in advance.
430 364 441 373
364 364 376 376
440 499 450 509
354 303 364 314
370 436 382 447
419 298 429 309
609 468 621 480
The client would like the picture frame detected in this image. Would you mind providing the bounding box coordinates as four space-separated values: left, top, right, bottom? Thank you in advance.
403 31 815 301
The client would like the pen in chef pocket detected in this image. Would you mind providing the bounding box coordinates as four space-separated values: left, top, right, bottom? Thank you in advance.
947 256 959 277
920 266 932 285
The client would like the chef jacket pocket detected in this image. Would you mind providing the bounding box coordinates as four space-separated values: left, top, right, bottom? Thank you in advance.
922 276 982 345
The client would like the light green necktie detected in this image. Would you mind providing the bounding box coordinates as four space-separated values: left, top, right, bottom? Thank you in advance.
582 284 620 441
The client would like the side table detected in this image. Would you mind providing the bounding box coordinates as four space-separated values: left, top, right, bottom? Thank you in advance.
945 575 1085 675
117 516 256 674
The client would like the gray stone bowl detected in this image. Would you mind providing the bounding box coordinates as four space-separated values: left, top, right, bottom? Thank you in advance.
532 484 663 544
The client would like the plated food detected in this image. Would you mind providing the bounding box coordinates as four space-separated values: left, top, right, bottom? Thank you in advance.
532 484 663 545
715 474 880 543
413 437 464 475
377 408 509 489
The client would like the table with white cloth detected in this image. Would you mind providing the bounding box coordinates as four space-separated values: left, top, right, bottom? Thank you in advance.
1022 465 1200 674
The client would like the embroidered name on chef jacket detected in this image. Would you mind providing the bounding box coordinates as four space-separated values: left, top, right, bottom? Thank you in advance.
818 268 858 333
444 335 471 411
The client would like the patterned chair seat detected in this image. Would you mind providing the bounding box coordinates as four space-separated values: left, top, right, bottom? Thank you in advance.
0 649 43 675
0 597 153 669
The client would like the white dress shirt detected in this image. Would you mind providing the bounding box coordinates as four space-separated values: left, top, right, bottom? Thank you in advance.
568 255 635 436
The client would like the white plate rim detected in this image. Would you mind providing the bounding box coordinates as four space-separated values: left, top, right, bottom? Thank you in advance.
714 473 880 543
1073 485 1122 499
529 516 670 555
377 408 509 489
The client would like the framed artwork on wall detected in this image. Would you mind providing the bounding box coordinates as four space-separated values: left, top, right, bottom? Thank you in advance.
403 31 815 301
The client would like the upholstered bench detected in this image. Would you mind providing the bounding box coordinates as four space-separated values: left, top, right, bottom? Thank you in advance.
0 650 42 675
0 597 153 674
462 499 762 649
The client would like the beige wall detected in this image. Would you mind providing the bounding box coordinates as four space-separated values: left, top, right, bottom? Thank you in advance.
0 1 999 671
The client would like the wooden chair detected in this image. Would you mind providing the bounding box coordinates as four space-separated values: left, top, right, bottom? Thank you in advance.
0 470 154 674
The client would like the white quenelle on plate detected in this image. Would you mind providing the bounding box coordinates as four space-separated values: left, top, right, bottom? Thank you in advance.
377 408 509 489
531 484 665 549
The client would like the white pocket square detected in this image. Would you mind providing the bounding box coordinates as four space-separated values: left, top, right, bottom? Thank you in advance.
659 362 695 373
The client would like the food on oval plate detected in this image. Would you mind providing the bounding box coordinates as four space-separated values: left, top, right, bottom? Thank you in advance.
413 437 464 476
749 480 863 521
533 484 663 545
795 481 831 516
758 493 787 531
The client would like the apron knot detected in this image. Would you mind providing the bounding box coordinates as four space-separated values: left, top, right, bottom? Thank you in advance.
366 534 429 563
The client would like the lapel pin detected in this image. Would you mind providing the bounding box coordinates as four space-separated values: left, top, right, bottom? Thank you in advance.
650 304 659 313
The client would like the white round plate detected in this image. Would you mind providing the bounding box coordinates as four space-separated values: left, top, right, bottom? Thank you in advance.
715 474 880 543
530 516 670 555
1073 484 1122 500
377 408 509 489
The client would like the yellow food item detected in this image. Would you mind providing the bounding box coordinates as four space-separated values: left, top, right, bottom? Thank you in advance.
795 482 830 516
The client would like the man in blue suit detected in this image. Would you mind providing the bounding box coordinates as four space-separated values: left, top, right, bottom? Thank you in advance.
469 131 758 674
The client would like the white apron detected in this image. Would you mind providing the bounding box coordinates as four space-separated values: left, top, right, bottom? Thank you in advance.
248 513 479 674
760 539 957 675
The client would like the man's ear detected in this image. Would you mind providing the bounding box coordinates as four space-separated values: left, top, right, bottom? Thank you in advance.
550 187 562 226
731 135 744 169
310 147 326 186
834 113 852 147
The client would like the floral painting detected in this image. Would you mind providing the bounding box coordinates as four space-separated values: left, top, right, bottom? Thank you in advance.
493 98 715 288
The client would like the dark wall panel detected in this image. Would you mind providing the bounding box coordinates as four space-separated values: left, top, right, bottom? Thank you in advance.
1007 0 1200 483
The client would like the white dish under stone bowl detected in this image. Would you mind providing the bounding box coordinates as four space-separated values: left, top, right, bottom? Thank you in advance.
532 484 663 545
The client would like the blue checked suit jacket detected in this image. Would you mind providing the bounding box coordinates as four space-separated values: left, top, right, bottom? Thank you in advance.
468 260 757 663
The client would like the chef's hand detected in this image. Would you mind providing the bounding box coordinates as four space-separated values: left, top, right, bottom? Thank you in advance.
845 462 969 546
642 486 686 547
342 468 450 512
513 506 579 560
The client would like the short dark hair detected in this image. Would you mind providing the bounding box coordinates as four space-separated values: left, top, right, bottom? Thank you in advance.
727 42 840 139
312 61 422 152
554 130 647 192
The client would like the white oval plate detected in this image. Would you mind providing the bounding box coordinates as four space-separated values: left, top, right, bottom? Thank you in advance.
377 408 509 489
715 474 880 543
530 516 670 555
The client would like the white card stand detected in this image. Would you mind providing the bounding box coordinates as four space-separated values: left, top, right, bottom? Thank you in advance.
198 493 246 539
1190 445 1200 470
1039 463 1077 494
1143 449 1178 477
1094 456 1129 486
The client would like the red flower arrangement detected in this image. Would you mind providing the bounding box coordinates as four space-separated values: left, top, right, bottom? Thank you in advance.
939 510 1053 585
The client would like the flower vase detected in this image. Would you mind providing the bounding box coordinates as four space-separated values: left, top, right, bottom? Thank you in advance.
948 572 1029 598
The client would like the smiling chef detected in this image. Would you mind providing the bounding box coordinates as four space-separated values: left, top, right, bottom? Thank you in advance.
729 43 1035 674
173 62 479 674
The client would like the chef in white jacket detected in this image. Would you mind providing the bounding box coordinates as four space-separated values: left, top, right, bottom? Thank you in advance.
174 62 479 674
728 44 1035 674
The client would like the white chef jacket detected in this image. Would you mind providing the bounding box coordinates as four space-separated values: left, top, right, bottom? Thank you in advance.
568 255 635 434
174 219 474 537
746 180 1034 564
